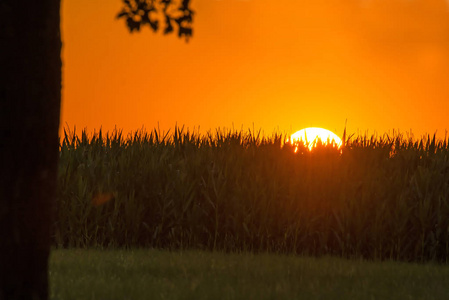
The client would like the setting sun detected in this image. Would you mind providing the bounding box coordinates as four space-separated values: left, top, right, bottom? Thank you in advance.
289 127 342 151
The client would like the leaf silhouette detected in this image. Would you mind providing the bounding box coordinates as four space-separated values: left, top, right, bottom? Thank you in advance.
118 0 193 41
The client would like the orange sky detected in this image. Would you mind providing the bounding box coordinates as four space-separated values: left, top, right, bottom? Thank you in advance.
61 0 449 139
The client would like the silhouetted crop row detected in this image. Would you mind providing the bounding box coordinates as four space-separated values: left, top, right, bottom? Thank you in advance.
55 127 449 262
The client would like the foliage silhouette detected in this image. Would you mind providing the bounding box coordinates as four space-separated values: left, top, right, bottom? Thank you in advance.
117 0 194 41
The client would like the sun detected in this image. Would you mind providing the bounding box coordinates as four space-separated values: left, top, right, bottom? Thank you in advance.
288 127 342 151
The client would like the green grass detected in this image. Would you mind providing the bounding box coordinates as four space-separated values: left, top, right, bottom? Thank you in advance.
55 127 449 262
50 248 449 300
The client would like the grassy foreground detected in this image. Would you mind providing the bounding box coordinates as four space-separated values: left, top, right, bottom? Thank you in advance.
50 249 449 300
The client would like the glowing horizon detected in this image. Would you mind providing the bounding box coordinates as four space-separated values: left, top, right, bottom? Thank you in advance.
289 127 343 151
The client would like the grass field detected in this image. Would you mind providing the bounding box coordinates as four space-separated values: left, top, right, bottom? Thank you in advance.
50 248 449 300
52 128 449 298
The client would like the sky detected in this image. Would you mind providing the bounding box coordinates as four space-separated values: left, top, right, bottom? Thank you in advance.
61 0 449 139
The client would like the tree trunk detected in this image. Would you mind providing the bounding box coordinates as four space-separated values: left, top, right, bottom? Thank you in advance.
0 1 61 299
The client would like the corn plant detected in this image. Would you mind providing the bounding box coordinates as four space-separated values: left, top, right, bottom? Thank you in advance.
55 127 449 262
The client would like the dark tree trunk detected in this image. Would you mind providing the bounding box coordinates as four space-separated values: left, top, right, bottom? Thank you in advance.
0 1 61 299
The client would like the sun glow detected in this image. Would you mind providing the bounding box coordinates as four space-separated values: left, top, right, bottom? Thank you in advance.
288 127 343 151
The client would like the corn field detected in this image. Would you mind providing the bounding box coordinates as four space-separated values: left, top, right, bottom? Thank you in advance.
55 127 449 262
